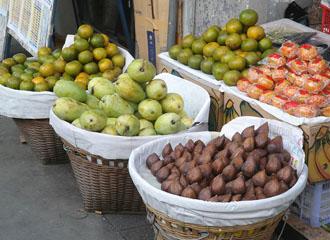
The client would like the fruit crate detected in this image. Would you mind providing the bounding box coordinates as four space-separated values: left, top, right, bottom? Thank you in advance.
291 181 330 227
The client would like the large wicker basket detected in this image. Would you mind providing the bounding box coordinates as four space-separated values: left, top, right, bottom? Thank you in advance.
147 205 285 240
13 118 68 165
62 140 145 214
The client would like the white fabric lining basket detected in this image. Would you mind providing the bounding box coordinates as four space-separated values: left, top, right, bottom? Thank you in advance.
128 116 308 227
49 72 211 160
0 35 134 119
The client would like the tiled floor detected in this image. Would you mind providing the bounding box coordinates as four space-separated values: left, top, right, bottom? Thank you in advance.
0 116 153 240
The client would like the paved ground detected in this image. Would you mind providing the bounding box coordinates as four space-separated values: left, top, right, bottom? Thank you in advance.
0 116 154 240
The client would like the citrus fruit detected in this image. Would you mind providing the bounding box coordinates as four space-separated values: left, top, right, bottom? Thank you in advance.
38 47 52 57
84 62 99 74
90 34 105 48
34 82 50 92
226 18 243 34
101 34 110 45
169 44 182 59
228 56 246 71
52 49 62 59
217 31 228 45
53 58 66 73
200 57 214 74
12 70 23 79
247 26 265 41
62 47 77 61
188 54 203 70
261 48 277 59
225 33 242 50
0 67 8 75
6 76 21 89
27 62 40 72
106 43 119 57
202 27 219 43
177 48 193 65
212 62 229 80
42 55 56 64
0 73 11 85
244 52 260 66
32 76 46 84
112 67 122 77
241 38 258 51
203 42 220 57
240 33 247 41
182 34 195 48
13 53 26 64
74 38 90 52
93 48 107 61
33 72 41 78
112 54 125 68
223 70 241 86
74 75 89 89
221 51 235 64
78 50 93 64
61 72 74 81
213 46 230 61
239 9 258 27
65 60 82 76
209 25 221 33
46 76 58 89
39 63 55 77
192 39 206 54
19 80 34 91
3 58 16 68
11 64 25 72
98 58 113 72
102 69 117 81
258 37 272 52
20 72 33 82
241 69 249 78
77 24 94 39
88 73 102 81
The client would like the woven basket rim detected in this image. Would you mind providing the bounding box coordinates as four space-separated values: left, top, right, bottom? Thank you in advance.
147 205 284 231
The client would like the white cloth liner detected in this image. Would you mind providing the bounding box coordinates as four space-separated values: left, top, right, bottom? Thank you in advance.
0 35 134 119
128 116 308 227
49 73 211 159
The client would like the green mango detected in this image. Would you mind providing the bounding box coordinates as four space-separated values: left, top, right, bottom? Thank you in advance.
139 119 153 130
79 110 107 132
161 93 184 113
53 97 89 122
154 113 181 135
86 94 100 109
114 73 146 103
115 114 140 136
54 80 87 102
88 77 115 99
139 127 157 136
106 118 117 127
72 118 82 128
99 93 134 117
101 125 118 135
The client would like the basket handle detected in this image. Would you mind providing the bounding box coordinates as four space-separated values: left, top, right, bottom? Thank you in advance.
276 211 289 240
147 211 209 240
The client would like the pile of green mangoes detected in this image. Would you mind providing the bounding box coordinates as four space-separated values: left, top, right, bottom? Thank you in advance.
168 9 276 86
0 24 125 91
53 59 194 136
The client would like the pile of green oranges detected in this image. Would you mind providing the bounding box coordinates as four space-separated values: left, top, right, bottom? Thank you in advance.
169 9 276 86
0 24 125 92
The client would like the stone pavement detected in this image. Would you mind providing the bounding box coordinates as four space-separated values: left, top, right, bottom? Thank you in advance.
0 116 154 240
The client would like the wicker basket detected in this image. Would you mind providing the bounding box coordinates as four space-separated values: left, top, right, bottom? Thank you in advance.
62 140 145 214
13 118 68 165
147 205 285 240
